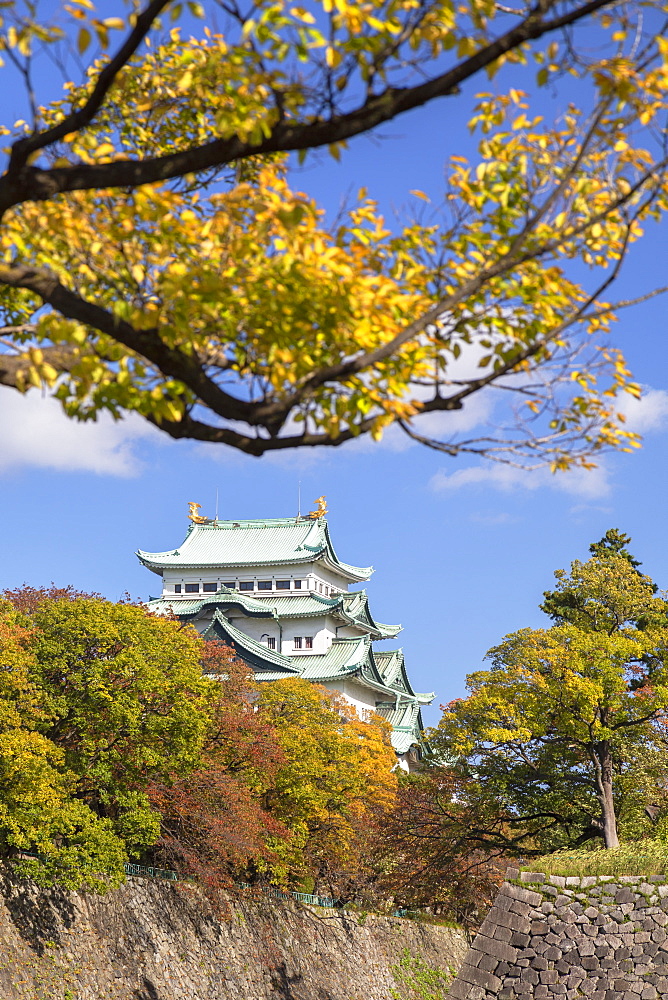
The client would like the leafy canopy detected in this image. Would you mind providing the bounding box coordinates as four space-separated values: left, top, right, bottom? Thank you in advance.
433 537 668 854
0 588 219 890
0 590 402 897
0 1 667 467
147 646 291 892
256 678 397 888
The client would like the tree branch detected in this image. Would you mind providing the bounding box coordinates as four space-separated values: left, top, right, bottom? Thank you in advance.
0 263 257 424
6 0 174 176
0 0 615 214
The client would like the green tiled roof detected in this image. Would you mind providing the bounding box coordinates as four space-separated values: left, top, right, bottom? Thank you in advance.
377 700 427 755
137 517 372 581
340 591 401 638
292 637 405 697
374 649 405 687
203 611 299 674
374 649 434 703
146 588 275 618
146 585 399 641
146 587 430 758
254 590 401 638
260 594 340 616
291 636 371 680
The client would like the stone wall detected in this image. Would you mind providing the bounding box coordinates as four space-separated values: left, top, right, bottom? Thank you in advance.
0 872 467 1000
450 868 668 999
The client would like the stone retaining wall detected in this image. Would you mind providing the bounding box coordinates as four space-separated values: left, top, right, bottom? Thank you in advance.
0 872 467 999
450 868 668 999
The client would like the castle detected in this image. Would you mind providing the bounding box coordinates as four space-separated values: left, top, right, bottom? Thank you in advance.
137 502 433 768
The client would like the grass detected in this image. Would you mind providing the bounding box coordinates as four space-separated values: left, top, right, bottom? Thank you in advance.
522 841 668 880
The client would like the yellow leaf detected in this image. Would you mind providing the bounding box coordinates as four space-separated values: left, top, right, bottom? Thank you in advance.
325 46 342 69
177 70 193 92
77 27 91 54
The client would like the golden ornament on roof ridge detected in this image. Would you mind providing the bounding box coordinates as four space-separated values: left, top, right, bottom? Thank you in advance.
307 496 327 519
187 501 208 524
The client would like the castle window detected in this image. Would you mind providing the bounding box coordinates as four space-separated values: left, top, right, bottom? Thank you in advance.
223 582 236 589
258 581 272 590
305 636 313 649
276 580 290 590
202 583 217 593
293 637 303 649
174 584 182 594
267 637 276 650
294 580 302 589
185 583 199 593
239 582 254 591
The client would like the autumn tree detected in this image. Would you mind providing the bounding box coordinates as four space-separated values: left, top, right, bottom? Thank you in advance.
146 644 291 889
0 588 221 888
433 538 668 854
255 678 397 894
1 1 667 468
0 598 132 889
367 768 508 926
540 529 662 624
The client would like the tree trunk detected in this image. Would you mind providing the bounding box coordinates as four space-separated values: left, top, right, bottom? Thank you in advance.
594 739 619 849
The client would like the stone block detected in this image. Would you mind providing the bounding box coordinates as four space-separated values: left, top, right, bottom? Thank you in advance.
471 935 518 964
530 921 551 935
446 978 472 1000
540 969 559 984
494 909 530 932
476 952 500 973
467 987 487 1000
504 884 543 907
494 892 516 912
491 923 513 943
458 964 502 991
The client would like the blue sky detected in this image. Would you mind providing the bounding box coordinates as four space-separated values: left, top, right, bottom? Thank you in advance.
1 7 667 727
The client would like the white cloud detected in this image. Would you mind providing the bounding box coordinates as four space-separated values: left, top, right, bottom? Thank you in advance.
427 385 668 501
615 387 668 433
0 389 162 476
429 460 612 500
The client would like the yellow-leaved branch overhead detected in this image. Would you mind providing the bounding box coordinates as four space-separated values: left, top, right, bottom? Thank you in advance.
0 0 667 469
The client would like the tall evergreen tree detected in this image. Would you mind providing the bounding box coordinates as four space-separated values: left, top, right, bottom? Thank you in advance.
434 539 668 852
541 530 663 627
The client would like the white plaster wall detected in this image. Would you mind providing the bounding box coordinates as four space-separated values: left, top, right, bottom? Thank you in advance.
224 616 280 648
311 564 358 593
224 614 337 656
161 564 352 599
320 679 378 720
335 624 366 639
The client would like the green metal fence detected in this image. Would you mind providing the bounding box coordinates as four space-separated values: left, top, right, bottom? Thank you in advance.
233 880 338 909
18 853 411 917
124 862 179 881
